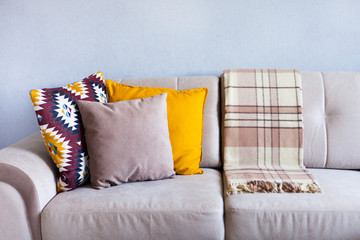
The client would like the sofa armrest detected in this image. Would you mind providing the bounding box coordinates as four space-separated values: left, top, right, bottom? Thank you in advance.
0 132 57 240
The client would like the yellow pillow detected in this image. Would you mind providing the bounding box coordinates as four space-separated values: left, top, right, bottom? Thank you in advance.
106 79 208 175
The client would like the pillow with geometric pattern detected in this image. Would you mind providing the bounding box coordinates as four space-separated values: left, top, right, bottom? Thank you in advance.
29 72 107 192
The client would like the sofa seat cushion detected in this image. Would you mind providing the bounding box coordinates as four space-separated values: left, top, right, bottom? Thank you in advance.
225 168 360 240
41 168 224 240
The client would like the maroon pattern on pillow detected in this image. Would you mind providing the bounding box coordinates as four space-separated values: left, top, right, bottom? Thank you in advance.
29 72 107 191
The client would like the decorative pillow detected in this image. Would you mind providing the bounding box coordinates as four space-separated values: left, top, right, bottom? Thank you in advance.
29 72 107 192
106 79 208 175
77 93 175 189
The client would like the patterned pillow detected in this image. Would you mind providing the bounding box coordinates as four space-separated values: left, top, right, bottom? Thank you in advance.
29 72 107 192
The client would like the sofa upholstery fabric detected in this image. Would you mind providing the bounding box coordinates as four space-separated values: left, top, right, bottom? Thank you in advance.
0 182 32 240
301 72 327 168
41 169 224 240
224 168 360 240
0 133 57 240
302 72 360 169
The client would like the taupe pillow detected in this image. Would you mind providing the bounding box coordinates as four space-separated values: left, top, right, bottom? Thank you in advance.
77 93 174 189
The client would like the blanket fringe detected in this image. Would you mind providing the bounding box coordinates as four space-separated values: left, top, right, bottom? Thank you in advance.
227 180 322 195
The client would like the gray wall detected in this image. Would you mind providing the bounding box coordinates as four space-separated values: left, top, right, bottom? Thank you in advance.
1 0 360 149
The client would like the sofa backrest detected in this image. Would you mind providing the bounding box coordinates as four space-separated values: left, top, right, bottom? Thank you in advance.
302 72 360 169
116 72 360 170
117 76 221 169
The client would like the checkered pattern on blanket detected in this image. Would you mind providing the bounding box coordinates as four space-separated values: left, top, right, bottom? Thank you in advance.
223 69 321 194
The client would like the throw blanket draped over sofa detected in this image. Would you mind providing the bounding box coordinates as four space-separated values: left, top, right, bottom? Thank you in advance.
223 69 321 194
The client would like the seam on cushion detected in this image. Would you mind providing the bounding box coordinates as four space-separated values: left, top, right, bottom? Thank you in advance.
321 72 328 168
226 208 360 213
42 208 224 215
320 113 360 117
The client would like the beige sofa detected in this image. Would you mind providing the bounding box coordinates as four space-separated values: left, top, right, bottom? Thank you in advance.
1 72 359 240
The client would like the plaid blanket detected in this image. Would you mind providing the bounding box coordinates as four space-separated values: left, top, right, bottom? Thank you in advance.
223 69 321 194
